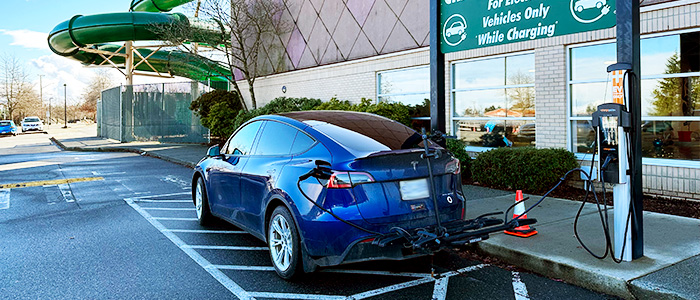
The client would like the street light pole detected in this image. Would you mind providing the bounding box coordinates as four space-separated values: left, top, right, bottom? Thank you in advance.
63 84 67 128
39 75 44 124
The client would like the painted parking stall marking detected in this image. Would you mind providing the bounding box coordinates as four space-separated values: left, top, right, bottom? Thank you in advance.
0 189 10 210
125 192 533 299
0 177 104 189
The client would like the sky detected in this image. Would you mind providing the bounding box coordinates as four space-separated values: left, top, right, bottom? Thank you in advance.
0 0 190 105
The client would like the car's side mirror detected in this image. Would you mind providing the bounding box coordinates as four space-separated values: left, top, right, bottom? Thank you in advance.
207 145 222 157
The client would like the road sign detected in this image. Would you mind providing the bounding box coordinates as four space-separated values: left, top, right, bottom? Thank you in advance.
440 0 617 53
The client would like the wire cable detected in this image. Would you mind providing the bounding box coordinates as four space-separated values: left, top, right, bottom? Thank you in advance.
297 179 381 235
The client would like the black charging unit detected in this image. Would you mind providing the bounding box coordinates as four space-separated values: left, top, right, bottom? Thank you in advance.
592 103 631 184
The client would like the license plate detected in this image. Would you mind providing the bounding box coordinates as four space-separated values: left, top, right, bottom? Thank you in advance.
399 178 430 200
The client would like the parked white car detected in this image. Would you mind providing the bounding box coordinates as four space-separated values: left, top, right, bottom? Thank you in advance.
575 0 606 12
21 116 44 133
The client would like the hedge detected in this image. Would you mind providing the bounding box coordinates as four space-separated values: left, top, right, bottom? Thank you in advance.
445 138 471 181
471 147 579 193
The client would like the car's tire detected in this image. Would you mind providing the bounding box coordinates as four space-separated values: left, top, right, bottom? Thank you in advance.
596 2 603 9
576 5 583 12
194 176 214 226
268 206 302 280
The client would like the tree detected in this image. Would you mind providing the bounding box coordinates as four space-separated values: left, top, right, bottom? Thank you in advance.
81 70 114 119
650 53 699 116
506 71 535 116
1 54 35 122
150 0 290 111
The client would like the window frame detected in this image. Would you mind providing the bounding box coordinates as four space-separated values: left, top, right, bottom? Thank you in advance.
376 65 431 121
450 51 536 151
224 120 264 156
566 28 700 167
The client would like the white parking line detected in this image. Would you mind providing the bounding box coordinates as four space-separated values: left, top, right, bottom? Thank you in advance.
141 207 195 211
321 269 432 278
134 200 192 203
348 264 489 300
248 292 346 300
58 183 75 203
184 245 268 251
348 276 436 299
165 229 247 234
432 277 449 300
0 189 10 210
125 198 255 300
152 217 198 221
440 264 488 277
511 271 530 300
133 192 190 199
213 265 275 271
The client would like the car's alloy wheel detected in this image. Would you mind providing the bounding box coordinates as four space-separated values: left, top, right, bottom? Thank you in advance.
194 177 214 225
268 206 301 279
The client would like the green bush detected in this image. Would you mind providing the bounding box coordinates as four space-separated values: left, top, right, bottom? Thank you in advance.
471 147 578 193
445 138 471 181
314 98 413 127
190 90 243 138
232 97 323 131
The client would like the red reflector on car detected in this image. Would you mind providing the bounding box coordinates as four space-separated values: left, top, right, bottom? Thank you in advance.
327 172 375 189
446 158 460 175
359 238 375 243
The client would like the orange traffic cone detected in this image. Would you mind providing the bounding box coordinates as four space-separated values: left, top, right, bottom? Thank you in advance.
505 190 537 238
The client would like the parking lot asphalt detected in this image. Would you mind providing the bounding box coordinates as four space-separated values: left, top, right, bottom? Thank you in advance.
0 129 619 299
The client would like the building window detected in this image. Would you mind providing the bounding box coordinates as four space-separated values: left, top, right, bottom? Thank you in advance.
569 31 700 161
452 53 535 148
377 66 430 129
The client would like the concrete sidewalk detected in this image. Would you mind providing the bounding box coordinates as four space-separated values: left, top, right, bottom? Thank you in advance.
48 124 699 299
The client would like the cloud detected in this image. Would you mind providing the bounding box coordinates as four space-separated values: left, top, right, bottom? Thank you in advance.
0 29 48 50
29 54 190 105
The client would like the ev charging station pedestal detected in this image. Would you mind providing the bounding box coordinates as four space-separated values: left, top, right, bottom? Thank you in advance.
593 102 632 261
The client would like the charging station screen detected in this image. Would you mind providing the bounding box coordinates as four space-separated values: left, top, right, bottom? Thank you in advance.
600 116 618 147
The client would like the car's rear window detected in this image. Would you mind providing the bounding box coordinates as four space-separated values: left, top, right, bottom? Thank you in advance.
279 111 427 154
24 118 40 122
0 121 11 126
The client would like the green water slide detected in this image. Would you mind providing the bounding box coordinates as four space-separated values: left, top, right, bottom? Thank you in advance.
48 0 230 81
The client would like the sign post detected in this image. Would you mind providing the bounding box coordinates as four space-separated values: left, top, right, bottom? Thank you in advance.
616 0 643 260
430 0 446 136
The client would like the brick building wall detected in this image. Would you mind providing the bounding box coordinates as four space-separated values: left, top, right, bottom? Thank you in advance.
239 0 700 200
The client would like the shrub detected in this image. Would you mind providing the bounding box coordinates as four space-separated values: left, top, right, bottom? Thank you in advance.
445 138 471 181
232 97 323 131
190 90 243 138
471 147 579 194
314 98 413 127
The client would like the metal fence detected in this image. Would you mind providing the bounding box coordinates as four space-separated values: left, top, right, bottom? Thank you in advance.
98 82 211 143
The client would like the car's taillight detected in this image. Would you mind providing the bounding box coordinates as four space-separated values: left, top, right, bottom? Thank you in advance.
446 158 461 175
327 171 375 189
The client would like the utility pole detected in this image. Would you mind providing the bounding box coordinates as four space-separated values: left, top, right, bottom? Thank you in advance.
63 83 67 128
39 75 44 124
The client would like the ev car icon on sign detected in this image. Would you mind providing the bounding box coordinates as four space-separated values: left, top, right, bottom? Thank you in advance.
443 14 467 47
570 0 611 24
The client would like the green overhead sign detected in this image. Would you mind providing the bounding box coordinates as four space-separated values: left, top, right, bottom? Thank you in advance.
440 0 616 53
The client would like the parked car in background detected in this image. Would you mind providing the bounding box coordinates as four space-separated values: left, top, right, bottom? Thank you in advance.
192 111 465 279
0 120 19 136
21 116 44 133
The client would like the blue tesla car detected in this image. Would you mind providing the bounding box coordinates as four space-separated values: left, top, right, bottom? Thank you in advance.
192 111 517 279
0 120 19 136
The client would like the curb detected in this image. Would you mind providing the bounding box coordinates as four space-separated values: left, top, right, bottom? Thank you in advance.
50 137 196 169
476 241 636 299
